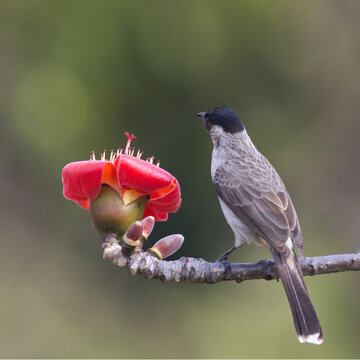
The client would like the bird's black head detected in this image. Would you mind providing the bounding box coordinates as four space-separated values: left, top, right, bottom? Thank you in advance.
197 106 245 133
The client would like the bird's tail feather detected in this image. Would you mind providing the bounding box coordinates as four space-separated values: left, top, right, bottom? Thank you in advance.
271 247 323 345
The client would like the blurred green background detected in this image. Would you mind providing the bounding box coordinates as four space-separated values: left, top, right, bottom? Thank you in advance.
1 0 360 358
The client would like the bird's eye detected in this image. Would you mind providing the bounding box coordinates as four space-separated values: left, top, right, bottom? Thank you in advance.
205 119 212 130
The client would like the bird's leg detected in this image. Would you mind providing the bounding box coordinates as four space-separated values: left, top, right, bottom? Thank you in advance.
217 246 237 262
216 246 237 276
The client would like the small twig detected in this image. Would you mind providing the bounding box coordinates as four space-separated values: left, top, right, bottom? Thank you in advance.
102 235 360 283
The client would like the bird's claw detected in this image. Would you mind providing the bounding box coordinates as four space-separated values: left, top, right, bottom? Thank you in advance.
216 246 237 277
216 254 232 277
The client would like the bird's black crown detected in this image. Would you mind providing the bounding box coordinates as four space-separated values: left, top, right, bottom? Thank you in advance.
202 106 245 133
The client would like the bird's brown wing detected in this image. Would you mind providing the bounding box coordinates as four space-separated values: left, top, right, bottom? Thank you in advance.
213 156 303 257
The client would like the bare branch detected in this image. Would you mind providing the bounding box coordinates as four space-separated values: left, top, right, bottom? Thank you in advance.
102 236 360 283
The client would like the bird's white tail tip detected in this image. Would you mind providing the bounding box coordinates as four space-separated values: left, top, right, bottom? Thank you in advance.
298 333 323 345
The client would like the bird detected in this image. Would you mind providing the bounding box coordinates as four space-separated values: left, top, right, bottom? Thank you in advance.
197 106 323 345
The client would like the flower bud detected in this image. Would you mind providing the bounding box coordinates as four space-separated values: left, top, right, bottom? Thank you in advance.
90 184 147 236
148 234 184 260
141 216 155 240
122 221 144 247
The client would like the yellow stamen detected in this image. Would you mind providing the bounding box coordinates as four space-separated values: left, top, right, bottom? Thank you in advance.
109 150 115 163
88 133 161 166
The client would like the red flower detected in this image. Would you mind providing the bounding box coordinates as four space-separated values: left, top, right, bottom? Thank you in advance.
62 133 181 222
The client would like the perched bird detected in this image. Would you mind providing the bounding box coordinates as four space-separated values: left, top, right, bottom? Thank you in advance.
197 106 323 344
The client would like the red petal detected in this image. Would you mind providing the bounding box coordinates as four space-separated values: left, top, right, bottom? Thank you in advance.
148 179 181 212
116 155 174 194
62 161 117 209
143 206 168 222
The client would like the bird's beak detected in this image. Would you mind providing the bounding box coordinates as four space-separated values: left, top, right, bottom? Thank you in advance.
197 112 206 121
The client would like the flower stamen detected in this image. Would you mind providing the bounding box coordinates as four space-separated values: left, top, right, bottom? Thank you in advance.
109 150 115 163
124 132 137 155
88 133 160 166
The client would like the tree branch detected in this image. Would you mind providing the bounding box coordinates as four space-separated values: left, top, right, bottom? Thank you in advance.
102 236 360 283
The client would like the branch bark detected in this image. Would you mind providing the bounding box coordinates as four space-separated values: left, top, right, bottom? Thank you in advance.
102 236 360 283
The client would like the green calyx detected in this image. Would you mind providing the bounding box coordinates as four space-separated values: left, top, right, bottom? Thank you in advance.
90 184 147 237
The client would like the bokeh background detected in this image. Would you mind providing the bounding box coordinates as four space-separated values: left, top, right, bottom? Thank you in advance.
1 0 360 358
